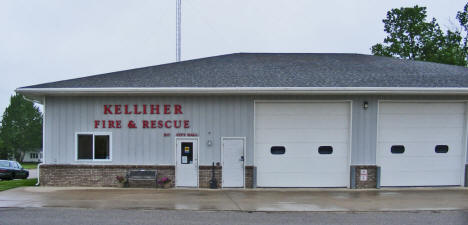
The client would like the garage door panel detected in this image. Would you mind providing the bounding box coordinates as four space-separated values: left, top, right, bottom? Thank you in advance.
378 102 465 187
256 115 349 129
380 171 462 186
256 143 349 158
379 114 464 128
257 157 348 173
380 157 462 171
257 172 348 187
378 143 463 157
378 128 464 142
379 103 465 114
256 128 349 143
255 102 350 187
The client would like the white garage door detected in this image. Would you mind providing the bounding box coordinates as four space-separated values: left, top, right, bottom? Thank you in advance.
377 102 466 187
255 102 350 187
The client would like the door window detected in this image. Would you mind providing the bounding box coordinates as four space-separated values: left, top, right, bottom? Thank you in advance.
181 142 193 164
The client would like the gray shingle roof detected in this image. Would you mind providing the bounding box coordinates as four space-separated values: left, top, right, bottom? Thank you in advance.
19 53 468 89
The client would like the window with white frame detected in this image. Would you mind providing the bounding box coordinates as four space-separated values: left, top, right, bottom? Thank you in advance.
76 133 111 160
30 153 38 159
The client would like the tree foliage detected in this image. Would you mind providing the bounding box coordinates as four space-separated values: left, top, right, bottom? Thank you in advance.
372 4 468 66
0 94 42 162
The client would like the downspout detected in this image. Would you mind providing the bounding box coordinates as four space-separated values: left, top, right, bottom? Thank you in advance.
21 95 45 186
36 96 45 186
36 163 42 186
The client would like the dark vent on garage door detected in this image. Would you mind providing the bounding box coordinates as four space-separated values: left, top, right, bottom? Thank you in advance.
435 145 449 153
271 146 285 155
391 145 405 154
318 146 333 154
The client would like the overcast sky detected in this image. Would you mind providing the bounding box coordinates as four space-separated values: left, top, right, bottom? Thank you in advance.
0 0 467 117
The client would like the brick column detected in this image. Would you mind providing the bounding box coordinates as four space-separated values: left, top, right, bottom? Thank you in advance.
350 165 378 189
198 165 222 188
465 164 468 187
245 166 254 188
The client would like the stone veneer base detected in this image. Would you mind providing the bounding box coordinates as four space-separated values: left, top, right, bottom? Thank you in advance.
350 165 378 189
465 164 468 187
39 164 255 188
39 164 175 188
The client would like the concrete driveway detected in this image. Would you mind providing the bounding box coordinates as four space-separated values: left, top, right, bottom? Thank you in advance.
0 187 468 212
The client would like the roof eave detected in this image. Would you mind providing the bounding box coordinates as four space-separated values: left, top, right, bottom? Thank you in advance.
15 87 468 101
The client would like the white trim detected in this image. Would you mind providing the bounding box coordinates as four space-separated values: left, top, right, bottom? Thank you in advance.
221 137 246 188
462 102 468 186
376 100 468 187
174 137 200 188
375 100 381 170
253 100 352 188
347 101 353 188
16 87 468 96
75 132 113 162
42 97 46 164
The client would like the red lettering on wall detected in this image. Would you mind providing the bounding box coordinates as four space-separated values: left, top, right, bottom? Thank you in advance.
108 120 115 128
104 105 113 114
174 120 181 128
150 105 160 114
174 104 183 114
158 120 163 128
128 120 137 128
94 120 100 128
164 104 171 114
101 120 106 128
184 120 190 128
142 120 149 128
165 120 172 128
124 105 131 114
151 120 157 128
116 120 122 128
115 105 122 114
134 105 142 114
143 105 147 114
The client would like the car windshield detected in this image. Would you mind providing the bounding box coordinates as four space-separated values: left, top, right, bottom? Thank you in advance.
0 161 9 167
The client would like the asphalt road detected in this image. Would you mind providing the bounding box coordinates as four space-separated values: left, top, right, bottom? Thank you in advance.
0 208 467 225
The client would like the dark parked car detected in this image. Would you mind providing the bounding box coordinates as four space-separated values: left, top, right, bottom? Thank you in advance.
0 160 29 180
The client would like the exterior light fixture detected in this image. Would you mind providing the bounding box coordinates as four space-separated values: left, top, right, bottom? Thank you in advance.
207 140 213 146
363 101 369 110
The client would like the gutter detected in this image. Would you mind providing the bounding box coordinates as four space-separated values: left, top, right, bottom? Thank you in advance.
16 87 468 96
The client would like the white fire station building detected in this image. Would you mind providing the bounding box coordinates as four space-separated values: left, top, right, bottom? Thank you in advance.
16 53 468 189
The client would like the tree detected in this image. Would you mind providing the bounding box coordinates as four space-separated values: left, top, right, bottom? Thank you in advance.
457 3 468 59
0 94 42 162
372 5 467 66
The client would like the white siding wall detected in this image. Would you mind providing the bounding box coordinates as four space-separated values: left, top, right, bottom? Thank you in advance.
43 95 468 166
44 96 254 165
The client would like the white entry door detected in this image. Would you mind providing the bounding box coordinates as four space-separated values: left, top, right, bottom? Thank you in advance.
176 138 198 187
377 102 465 186
222 138 245 188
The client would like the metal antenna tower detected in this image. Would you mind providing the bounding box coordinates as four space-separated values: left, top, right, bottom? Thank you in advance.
176 0 181 62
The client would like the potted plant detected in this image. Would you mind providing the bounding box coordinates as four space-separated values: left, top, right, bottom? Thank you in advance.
115 175 128 188
157 176 171 188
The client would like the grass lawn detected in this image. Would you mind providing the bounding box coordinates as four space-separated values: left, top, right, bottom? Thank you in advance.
21 162 39 169
0 178 37 191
